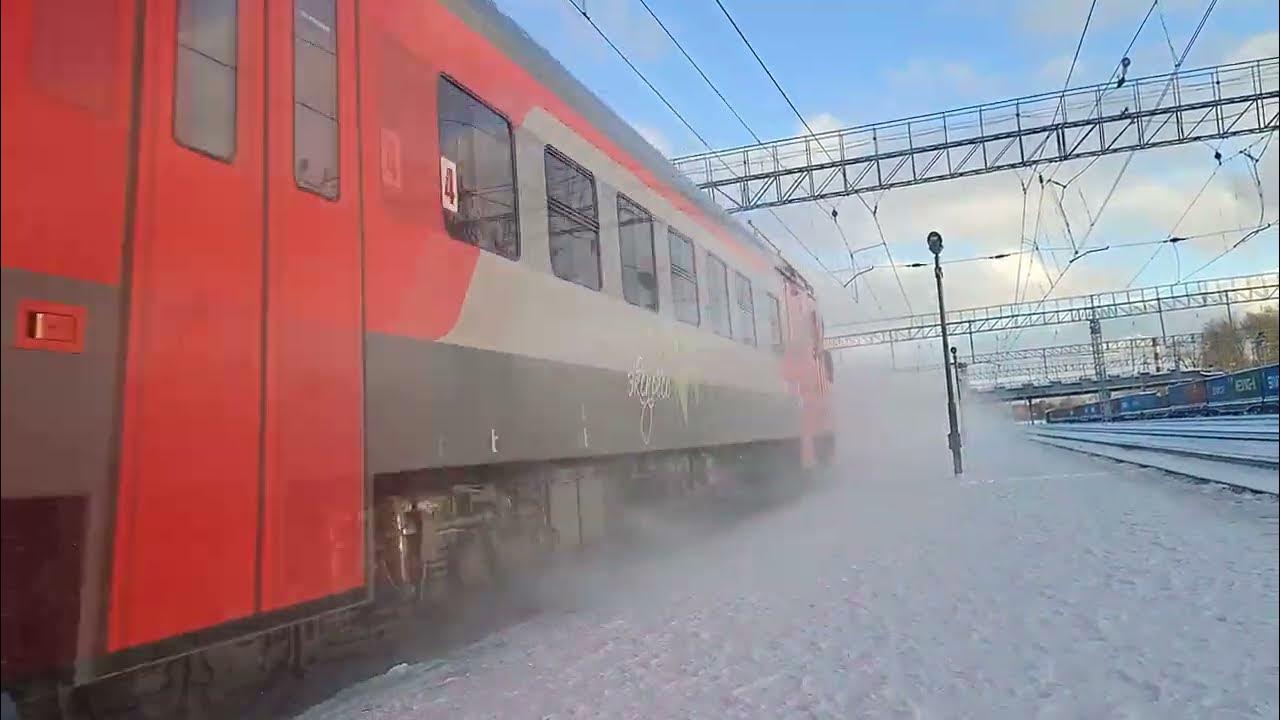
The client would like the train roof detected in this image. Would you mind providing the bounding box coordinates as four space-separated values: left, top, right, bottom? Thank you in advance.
444 0 803 281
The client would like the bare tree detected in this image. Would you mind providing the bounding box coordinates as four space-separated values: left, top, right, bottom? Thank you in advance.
1199 306 1279 370
1240 306 1279 365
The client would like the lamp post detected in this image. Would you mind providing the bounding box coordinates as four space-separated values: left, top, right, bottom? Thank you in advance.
929 231 963 475
952 345 967 441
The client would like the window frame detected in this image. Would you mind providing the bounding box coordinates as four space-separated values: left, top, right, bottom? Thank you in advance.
544 145 602 291
733 271 757 347
172 0 239 162
765 291 784 353
668 228 700 327
437 74 521 260
704 251 733 339
615 193 658 312
292 0 340 200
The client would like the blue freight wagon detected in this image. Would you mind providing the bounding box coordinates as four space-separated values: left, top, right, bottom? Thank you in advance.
1205 363 1278 414
1116 392 1160 418
1263 365 1279 413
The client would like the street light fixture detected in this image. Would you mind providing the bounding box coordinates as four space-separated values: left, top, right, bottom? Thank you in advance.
929 231 964 475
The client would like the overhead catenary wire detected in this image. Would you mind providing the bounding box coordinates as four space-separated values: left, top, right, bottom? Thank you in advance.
712 0 914 314
637 0 859 275
1125 130 1275 288
1180 220 1279 281
1173 131 1278 282
1031 0 1198 305
836 222 1277 269
1028 0 1098 185
1004 0 1225 353
562 0 844 280
630 0 876 293
1062 0 1219 194
635 0 762 146
1054 0 1097 122
1055 0 1161 187
1124 154 1221 287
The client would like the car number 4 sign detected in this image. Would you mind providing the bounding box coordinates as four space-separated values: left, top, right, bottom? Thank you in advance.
441 156 459 213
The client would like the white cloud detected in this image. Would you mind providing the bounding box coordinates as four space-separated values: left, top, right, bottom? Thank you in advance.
1017 0 1199 35
802 113 847 136
1225 31 1280 64
884 60 992 100
634 125 671 157
1035 54 1094 88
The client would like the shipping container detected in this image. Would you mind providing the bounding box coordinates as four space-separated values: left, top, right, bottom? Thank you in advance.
1229 367 1264 402
1118 392 1160 416
1205 375 1232 404
1262 364 1279 413
1167 379 1207 408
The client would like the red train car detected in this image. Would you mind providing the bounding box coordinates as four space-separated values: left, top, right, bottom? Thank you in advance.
1 0 834 709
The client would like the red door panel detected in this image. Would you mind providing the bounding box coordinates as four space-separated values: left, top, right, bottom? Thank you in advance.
782 279 819 467
0 0 134 285
259 0 365 610
110 0 266 649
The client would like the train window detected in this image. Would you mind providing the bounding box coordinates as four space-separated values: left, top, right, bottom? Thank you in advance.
733 272 757 346
668 230 700 326
765 292 784 352
545 147 601 290
617 195 658 311
174 0 238 160
294 0 339 199
704 253 732 338
438 78 519 259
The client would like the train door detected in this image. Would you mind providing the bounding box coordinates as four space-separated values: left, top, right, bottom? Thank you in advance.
258 0 364 612
110 0 364 652
110 0 269 650
780 276 819 467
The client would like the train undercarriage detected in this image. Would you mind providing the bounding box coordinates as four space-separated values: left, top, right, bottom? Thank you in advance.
5 440 815 720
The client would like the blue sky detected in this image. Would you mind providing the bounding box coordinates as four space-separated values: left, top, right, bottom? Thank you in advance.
490 0 1278 355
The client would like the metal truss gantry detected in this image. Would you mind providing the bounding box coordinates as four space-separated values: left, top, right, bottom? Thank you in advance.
966 359 1151 385
914 333 1202 374
981 369 1211 401
824 272 1279 349
672 58 1279 212
967 360 1184 387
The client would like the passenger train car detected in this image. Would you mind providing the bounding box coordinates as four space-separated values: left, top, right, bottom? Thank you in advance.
1 0 834 711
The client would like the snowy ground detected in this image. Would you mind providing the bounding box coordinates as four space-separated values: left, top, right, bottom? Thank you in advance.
296 373 1278 719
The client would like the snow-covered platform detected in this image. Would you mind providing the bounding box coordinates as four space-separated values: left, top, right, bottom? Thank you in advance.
294 387 1278 720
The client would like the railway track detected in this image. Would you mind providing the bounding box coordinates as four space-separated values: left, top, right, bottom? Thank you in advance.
1027 416 1279 495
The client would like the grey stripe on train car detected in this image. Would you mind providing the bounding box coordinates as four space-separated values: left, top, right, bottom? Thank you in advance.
1 267 122 677
438 0 772 260
365 332 801 474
